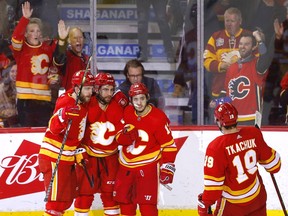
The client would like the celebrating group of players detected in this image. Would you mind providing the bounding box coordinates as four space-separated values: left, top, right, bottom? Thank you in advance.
37 69 282 216
38 70 178 216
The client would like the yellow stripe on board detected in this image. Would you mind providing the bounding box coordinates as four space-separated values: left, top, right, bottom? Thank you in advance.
0 210 285 216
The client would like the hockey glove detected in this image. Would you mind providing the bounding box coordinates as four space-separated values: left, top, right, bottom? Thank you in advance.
123 124 139 141
58 105 80 123
159 163 176 184
75 148 89 167
198 193 212 216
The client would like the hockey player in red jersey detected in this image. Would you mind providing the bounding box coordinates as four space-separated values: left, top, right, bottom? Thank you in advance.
38 70 95 216
198 103 281 216
74 72 127 216
113 82 178 216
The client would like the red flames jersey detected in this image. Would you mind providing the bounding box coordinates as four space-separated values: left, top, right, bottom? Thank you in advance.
116 104 177 169
83 96 125 157
39 89 89 164
11 17 57 101
225 57 267 122
59 50 89 91
204 28 251 96
202 127 281 205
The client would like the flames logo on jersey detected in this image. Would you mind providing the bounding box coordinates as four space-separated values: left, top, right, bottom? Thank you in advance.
228 76 250 100
31 54 50 75
90 121 116 146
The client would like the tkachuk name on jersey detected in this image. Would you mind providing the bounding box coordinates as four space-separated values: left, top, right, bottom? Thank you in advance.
226 138 257 155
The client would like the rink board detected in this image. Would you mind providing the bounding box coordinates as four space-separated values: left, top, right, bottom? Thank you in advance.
0 126 287 215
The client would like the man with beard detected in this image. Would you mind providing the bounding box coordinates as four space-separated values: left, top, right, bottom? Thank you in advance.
223 30 274 125
113 83 178 216
38 70 95 216
74 72 126 216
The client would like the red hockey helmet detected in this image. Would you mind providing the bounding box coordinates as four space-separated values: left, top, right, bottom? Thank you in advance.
128 82 149 97
71 70 95 86
214 102 238 127
94 72 115 91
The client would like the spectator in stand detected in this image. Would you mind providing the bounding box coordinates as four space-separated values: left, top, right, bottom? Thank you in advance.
117 59 165 109
221 30 274 125
53 22 92 91
0 0 16 82
136 0 176 63
0 25 14 79
280 71 288 124
166 0 184 35
173 1 197 98
0 48 12 79
204 7 251 124
113 82 178 216
220 0 287 125
222 0 286 42
204 7 251 99
38 70 95 216
198 102 281 216
10 1 62 127
0 62 19 127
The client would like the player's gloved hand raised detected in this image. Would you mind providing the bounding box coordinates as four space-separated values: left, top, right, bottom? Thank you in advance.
123 124 138 141
75 148 89 167
198 193 212 216
159 163 176 184
58 105 80 123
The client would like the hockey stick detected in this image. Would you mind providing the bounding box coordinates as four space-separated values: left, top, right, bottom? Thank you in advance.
254 111 288 216
44 56 93 202
72 31 95 188
44 120 72 202
161 183 172 191
83 32 97 76
81 160 94 188
270 173 288 216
